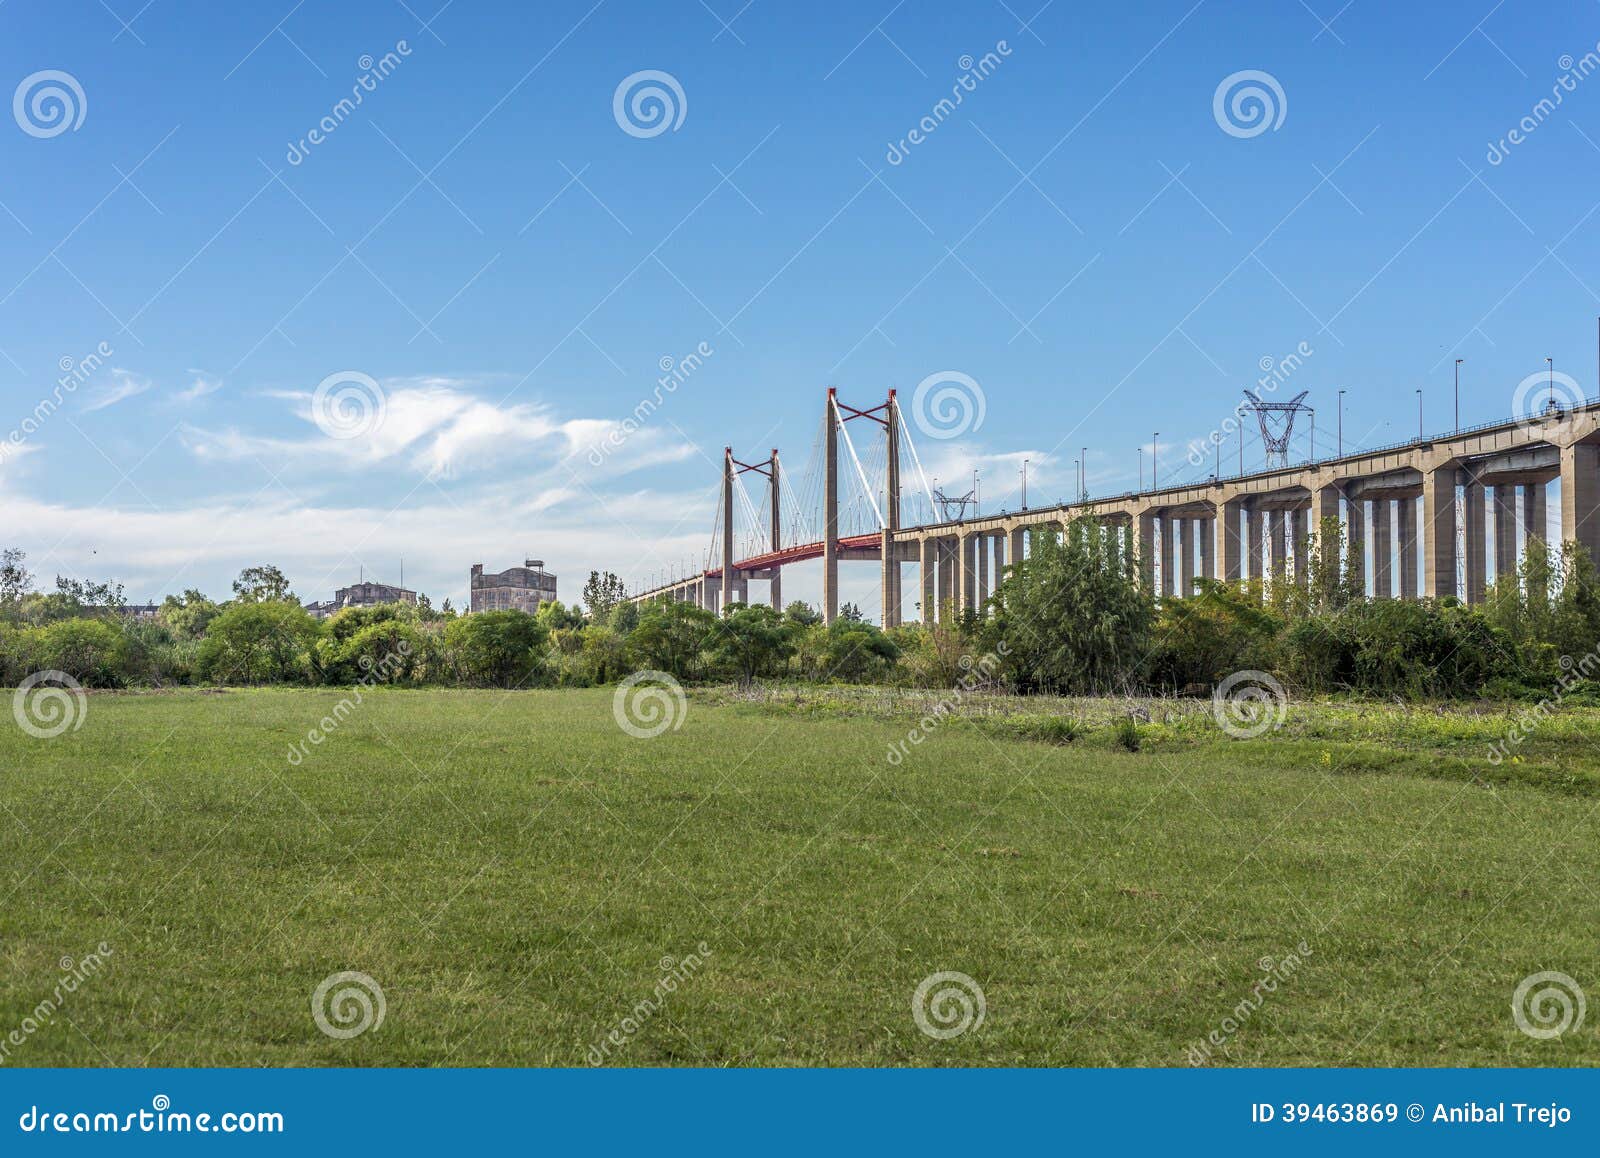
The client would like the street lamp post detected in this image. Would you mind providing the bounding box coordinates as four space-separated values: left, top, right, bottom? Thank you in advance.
1454 359 1463 432
1548 356 1555 413
1137 447 1143 491
1021 458 1028 510
1153 433 1159 490
1337 388 1345 456
1416 389 1423 442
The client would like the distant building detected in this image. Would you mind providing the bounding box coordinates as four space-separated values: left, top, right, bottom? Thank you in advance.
305 580 418 620
471 559 557 613
118 602 161 620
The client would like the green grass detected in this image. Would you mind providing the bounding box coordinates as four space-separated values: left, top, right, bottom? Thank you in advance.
1 686 1596 1066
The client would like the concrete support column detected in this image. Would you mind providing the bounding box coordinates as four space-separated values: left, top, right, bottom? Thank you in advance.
1290 507 1310 585
1199 516 1215 582
1463 479 1487 604
822 392 839 624
957 534 975 616
1160 517 1177 597
937 537 955 617
1424 467 1458 600
1372 500 1392 598
1009 526 1026 574
880 533 899 628
1397 497 1418 599
1138 513 1158 592
1345 497 1365 594
1522 481 1548 560
1220 500 1244 581
1269 510 1289 582
1247 507 1264 585
919 538 935 623
1561 442 1600 566
1179 519 1196 595
1316 485 1341 581
1493 485 1518 587
976 535 989 609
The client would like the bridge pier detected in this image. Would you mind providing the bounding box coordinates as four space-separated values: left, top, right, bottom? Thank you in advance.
1397 498 1418 599
1371 500 1392 598
1424 466 1457 599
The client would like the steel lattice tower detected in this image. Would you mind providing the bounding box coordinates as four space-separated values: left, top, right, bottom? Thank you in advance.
1244 389 1312 469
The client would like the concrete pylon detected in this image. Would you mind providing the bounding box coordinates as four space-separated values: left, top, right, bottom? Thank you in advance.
1345 496 1365 594
1199 516 1215 581
1138 513 1158 592
1247 507 1263 585
1423 466 1457 599
1522 480 1547 560
721 446 735 614
1561 442 1600 566
1219 500 1245 581
1397 497 1418 599
1493 485 1518 587
1371 500 1392 598
1463 476 1487 603
1160 517 1177 597
1269 510 1289 583
919 537 935 623
822 390 839 624
1179 519 1195 595
769 449 783 611
880 392 900 628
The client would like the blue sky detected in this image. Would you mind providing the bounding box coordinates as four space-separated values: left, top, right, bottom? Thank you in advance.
2 0 1599 614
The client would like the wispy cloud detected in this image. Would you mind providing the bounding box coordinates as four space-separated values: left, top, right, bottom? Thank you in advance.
173 373 222 403
81 369 151 413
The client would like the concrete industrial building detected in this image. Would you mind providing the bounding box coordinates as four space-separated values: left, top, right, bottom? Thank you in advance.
628 387 1600 626
305 580 418 620
471 560 558 613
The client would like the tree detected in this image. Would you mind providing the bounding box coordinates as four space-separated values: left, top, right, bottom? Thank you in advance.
708 603 792 684
0 548 33 604
232 564 294 604
581 570 627 618
629 600 715 678
196 600 320 684
443 611 548 687
821 619 899 682
783 600 821 627
838 602 866 623
158 589 221 639
989 517 1155 694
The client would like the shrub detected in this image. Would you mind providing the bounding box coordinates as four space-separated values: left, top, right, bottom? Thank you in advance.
442 611 547 688
1114 716 1142 752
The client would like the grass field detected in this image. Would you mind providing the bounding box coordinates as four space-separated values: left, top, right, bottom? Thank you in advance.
1 685 1596 1066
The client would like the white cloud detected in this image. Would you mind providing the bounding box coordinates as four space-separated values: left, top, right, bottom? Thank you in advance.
173 373 223 403
81 369 151 413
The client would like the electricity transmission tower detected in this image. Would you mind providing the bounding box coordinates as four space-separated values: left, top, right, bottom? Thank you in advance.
1244 389 1312 469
